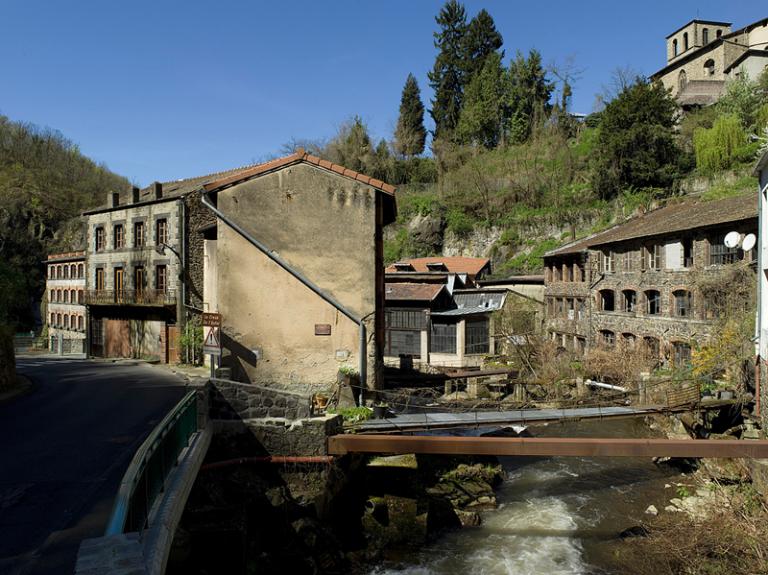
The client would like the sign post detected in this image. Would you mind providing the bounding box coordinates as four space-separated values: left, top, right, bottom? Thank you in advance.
202 312 222 378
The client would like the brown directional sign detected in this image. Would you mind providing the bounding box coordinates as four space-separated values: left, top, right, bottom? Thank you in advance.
202 312 221 328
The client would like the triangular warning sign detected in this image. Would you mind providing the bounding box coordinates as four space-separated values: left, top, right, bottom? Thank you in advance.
203 328 220 348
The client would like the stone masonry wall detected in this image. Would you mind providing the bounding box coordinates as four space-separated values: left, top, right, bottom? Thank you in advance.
184 190 214 312
208 379 313 421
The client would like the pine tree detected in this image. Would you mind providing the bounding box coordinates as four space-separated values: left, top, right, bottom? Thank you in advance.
463 9 503 82
456 52 506 148
394 74 427 158
429 0 469 141
506 49 554 143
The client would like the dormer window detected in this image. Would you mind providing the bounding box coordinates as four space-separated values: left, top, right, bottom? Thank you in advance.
393 262 414 272
426 262 448 271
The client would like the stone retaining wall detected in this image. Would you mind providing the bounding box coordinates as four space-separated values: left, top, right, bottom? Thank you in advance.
209 378 312 421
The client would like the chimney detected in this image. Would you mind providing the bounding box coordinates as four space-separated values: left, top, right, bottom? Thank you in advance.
152 181 163 200
131 186 141 203
109 192 120 208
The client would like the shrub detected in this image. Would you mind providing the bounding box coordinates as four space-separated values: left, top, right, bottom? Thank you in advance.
694 114 749 174
445 208 475 237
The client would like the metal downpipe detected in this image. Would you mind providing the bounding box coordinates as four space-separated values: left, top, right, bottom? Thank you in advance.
200 190 368 397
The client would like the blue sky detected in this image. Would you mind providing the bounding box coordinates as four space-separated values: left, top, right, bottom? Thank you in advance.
1 1 765 186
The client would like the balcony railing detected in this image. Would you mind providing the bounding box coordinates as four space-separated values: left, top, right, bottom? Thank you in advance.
83 289 176 306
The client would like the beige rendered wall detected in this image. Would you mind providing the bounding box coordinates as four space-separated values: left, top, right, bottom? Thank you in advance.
215 163 379 390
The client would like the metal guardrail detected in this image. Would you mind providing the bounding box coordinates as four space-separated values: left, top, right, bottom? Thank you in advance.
105 390 199 535
83 289 176 306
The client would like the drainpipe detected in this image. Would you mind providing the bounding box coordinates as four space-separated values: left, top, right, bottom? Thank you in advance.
178 198 187 333
200 190 368 399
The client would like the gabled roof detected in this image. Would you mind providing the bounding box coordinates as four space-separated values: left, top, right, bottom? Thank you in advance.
386 257 490 277
545 194 757 258
203 148 396 196
665 19 731 39
385 283 445 302
724 49 768 74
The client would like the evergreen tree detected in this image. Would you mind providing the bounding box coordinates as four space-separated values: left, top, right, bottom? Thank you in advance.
394 73 427 158
463 9 503 81
506 49 554 143
456 52 506 148
428 0 468 140
592 78 681 199
324 116 374 173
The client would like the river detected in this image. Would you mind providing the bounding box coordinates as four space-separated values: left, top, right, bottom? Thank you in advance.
369 418 680 575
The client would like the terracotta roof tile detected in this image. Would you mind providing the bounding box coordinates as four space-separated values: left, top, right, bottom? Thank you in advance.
385 282 445 302
203 149 396 197
386 256 491 277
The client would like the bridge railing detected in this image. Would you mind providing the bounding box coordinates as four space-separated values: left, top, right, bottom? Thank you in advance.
105 390 199 535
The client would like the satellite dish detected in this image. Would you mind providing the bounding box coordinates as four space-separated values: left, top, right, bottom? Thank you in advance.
724 231 741 249
742 233 757 252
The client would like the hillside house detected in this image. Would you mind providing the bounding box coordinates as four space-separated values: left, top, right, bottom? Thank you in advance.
544 194 758 366
652 17 768 107
45 251 86 354
201 149 396 392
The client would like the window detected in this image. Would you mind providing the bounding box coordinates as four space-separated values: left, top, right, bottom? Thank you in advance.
156 218 168 245
564 263 573 282
465 318 490 354
71 289 77 303
70 264 76 277
50 289 55 302
114 224 125 249
683 237 693 268
134 221 145 248
78 289 84 303
644 244 661 270
78 263 84 279
63 315 69 329
703 28 709 45
156 264 168 292
63 290 68 303
56 289 62 302
48 265 54 279
63 265 69 279
709 234 741 265
683 32 689 51
77 316 84 331
95 268 105 291
430 320 457 354
134 266 146 294
386 309 427 330
601 251 614 273
95 227 105 251
678 69 687 93
50 313 55 327
622 250 634 272
553 265 562 282
56 313 62 327
576 262 585 283
114 267 125 302
673 38 678 56
644 337 660 360
673 290 693 317
673 342 692 367
645 290 661 315
599 289 615 312
703 58 715 76
622 290 637 313
600 330 615 347
387 330 421 357
622 333 636 349
70 314 76 329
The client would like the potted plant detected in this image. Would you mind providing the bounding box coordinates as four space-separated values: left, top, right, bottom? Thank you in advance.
373 402 389 419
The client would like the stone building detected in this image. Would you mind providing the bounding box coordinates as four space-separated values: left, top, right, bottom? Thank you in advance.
544 194 757 366
45 251 86 353
382 257 541 371
652 17 768 106
201 149 397 391
82 165 254 361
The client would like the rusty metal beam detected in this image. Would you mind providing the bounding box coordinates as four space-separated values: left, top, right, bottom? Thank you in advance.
328 435 768 458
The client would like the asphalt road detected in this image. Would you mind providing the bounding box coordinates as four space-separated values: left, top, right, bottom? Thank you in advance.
0 357 188 575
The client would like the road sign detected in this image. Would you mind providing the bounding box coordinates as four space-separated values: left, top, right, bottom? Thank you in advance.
203 325 221 357
202 312 221 328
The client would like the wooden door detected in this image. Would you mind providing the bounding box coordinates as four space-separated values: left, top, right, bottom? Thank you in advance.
105 319 131 358
114 267 124 303
167 325 180 364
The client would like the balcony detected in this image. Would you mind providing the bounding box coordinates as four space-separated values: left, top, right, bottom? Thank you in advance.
83 289 176 306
